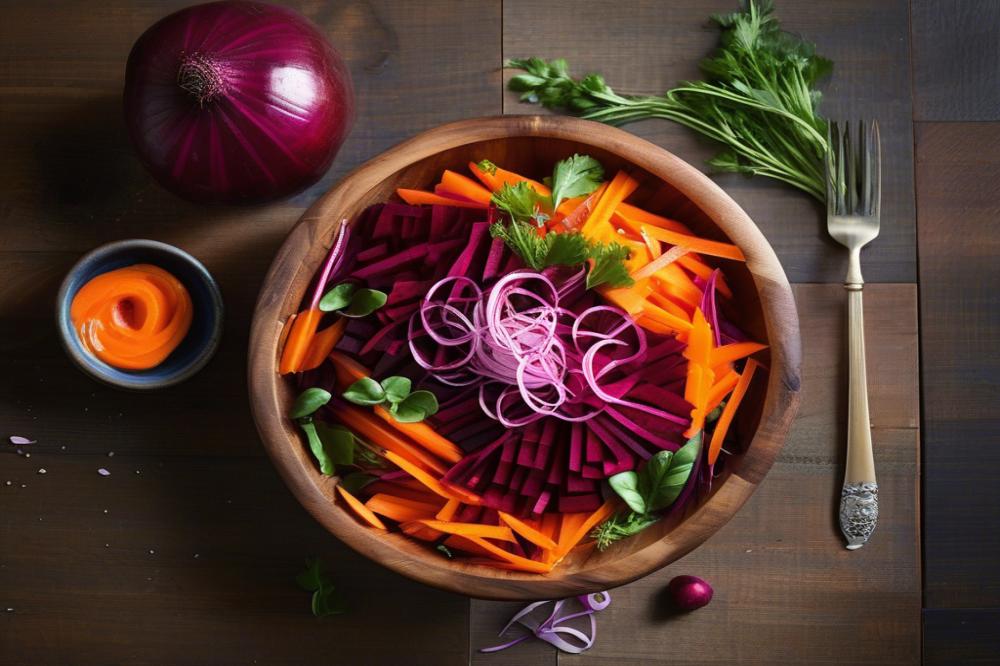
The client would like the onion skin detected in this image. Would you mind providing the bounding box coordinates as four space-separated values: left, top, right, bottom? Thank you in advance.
667 575 714 610
124 1 354 204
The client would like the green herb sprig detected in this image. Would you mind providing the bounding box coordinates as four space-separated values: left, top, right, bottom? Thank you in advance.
296 557 347 617
505 0 831 201
289 388 380 491
593 432 702 550
342 376 439 423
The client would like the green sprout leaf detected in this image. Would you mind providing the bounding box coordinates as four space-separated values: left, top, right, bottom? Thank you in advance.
319 283 356 312
338 471 376 496
391 390 439 423
342 378 386 406
380 376 412 404
296 557 346 617
290 388 332 420
342 288 387 318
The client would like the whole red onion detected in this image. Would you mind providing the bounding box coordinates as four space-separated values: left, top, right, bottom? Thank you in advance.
667 575 714 610
124 1 354 204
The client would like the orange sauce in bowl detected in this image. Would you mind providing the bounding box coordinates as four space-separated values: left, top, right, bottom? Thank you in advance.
70 264 193 370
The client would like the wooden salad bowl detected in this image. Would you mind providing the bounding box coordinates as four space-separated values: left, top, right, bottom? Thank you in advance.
248 115 801 600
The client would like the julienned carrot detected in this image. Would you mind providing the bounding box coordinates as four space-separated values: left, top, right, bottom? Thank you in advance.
364 493 443 523
684 309 715 437
442 535 496 558
328 351 464 463
337 405 449 476
439 170 493 205
397 188 487 209
580 171 639 237
373 410 463 463
336 485 387 529
644 226 746 261
277 312 296 360
399 521 443 541
469 161 548 195
617 202 692 234
559 182 608 230
684 308 714 366
559 499 618 556
384 450 481 504
706 369 740 413
638 302 694 334
711 341 767 368
299 318 347 372
416 520 516 543
279 308 322 374
498 512 559 550
708 359 759 465
461 536 554 573
649 291 693 322
363 480 442 505
655 262 704 306
436 498 461 521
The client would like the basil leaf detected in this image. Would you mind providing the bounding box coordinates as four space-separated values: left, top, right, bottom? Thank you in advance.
380 376 412 404
312 586 347 617
342 288 387 318
342 377 386 406
290 388 332 420
647 432 702 512
338 471 376 496
639 450 674 508
391 390 439 422
313 422 355 474
319 282 356 312
608 471 647 514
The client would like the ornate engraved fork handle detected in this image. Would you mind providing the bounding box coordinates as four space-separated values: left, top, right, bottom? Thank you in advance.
840 272 878 549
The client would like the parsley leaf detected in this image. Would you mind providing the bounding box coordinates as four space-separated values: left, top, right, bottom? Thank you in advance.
586 242 634 289
490 220 547 270
491 182 548 226
543 231 590 267
505 1 831 201
550 154 604 211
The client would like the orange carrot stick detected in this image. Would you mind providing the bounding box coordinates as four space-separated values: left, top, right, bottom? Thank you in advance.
644 226 746 261
580 171 639 237
439 170 494 205
299 318 347 372
460 536 554 573
648 291 693 323
711 341 767 368
278 308 322 374
384 451 480 504
708 359 759 464
336 486 387 529
559 500 618 555
617 202 692 233
362 481 442 505
416 520 516 543
706 369 740 413
336 405 449 476
397 188 487 209
435 498 462 521
364 493 442 523
498 512 559 550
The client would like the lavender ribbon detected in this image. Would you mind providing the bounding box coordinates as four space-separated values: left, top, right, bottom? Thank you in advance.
480 592 611 654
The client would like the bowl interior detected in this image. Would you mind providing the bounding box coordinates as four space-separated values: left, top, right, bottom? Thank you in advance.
250 117 799 599
58 240 224 390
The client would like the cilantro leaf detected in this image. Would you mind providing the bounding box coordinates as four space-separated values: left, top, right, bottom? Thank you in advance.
490 220 548 270
491 182 548 226
550 154 604 211
543 231 590 267
586 242 634 289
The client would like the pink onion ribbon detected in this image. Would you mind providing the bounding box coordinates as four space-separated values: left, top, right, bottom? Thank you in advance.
409 271 687 428
480 591 611 654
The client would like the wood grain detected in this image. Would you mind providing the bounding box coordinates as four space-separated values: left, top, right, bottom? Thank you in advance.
557 284 920 665
912 0 1000 121
0 0 502 663
248 115 800 600
501 0 916 284
916 123 1000 609
924 609 1000 665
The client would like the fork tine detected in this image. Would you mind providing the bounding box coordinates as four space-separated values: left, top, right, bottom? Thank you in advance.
825 122 836 213
870 120 881 221
860 120 871 215
836 121 847 215
846 120 860 214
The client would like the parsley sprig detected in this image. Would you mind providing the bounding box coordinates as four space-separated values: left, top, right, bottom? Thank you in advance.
505 1 831 201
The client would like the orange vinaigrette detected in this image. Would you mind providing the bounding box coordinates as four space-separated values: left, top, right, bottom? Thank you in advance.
70 264 193 370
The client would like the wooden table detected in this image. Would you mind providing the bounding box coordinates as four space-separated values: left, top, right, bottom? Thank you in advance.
1 1 995 663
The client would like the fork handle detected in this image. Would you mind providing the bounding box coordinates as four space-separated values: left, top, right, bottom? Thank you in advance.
840 282 878 550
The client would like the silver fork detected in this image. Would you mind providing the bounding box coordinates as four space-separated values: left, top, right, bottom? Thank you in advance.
826 120 881 550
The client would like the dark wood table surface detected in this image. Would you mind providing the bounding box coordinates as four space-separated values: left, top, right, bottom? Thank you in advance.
1 1 996 664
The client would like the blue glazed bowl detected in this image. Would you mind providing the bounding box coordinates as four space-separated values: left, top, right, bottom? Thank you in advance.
56 239 224 390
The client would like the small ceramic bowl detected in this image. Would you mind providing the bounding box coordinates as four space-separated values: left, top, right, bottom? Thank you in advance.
56 239 224 390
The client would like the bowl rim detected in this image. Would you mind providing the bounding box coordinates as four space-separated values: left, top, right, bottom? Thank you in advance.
56 238 224 391
248 115 801 600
